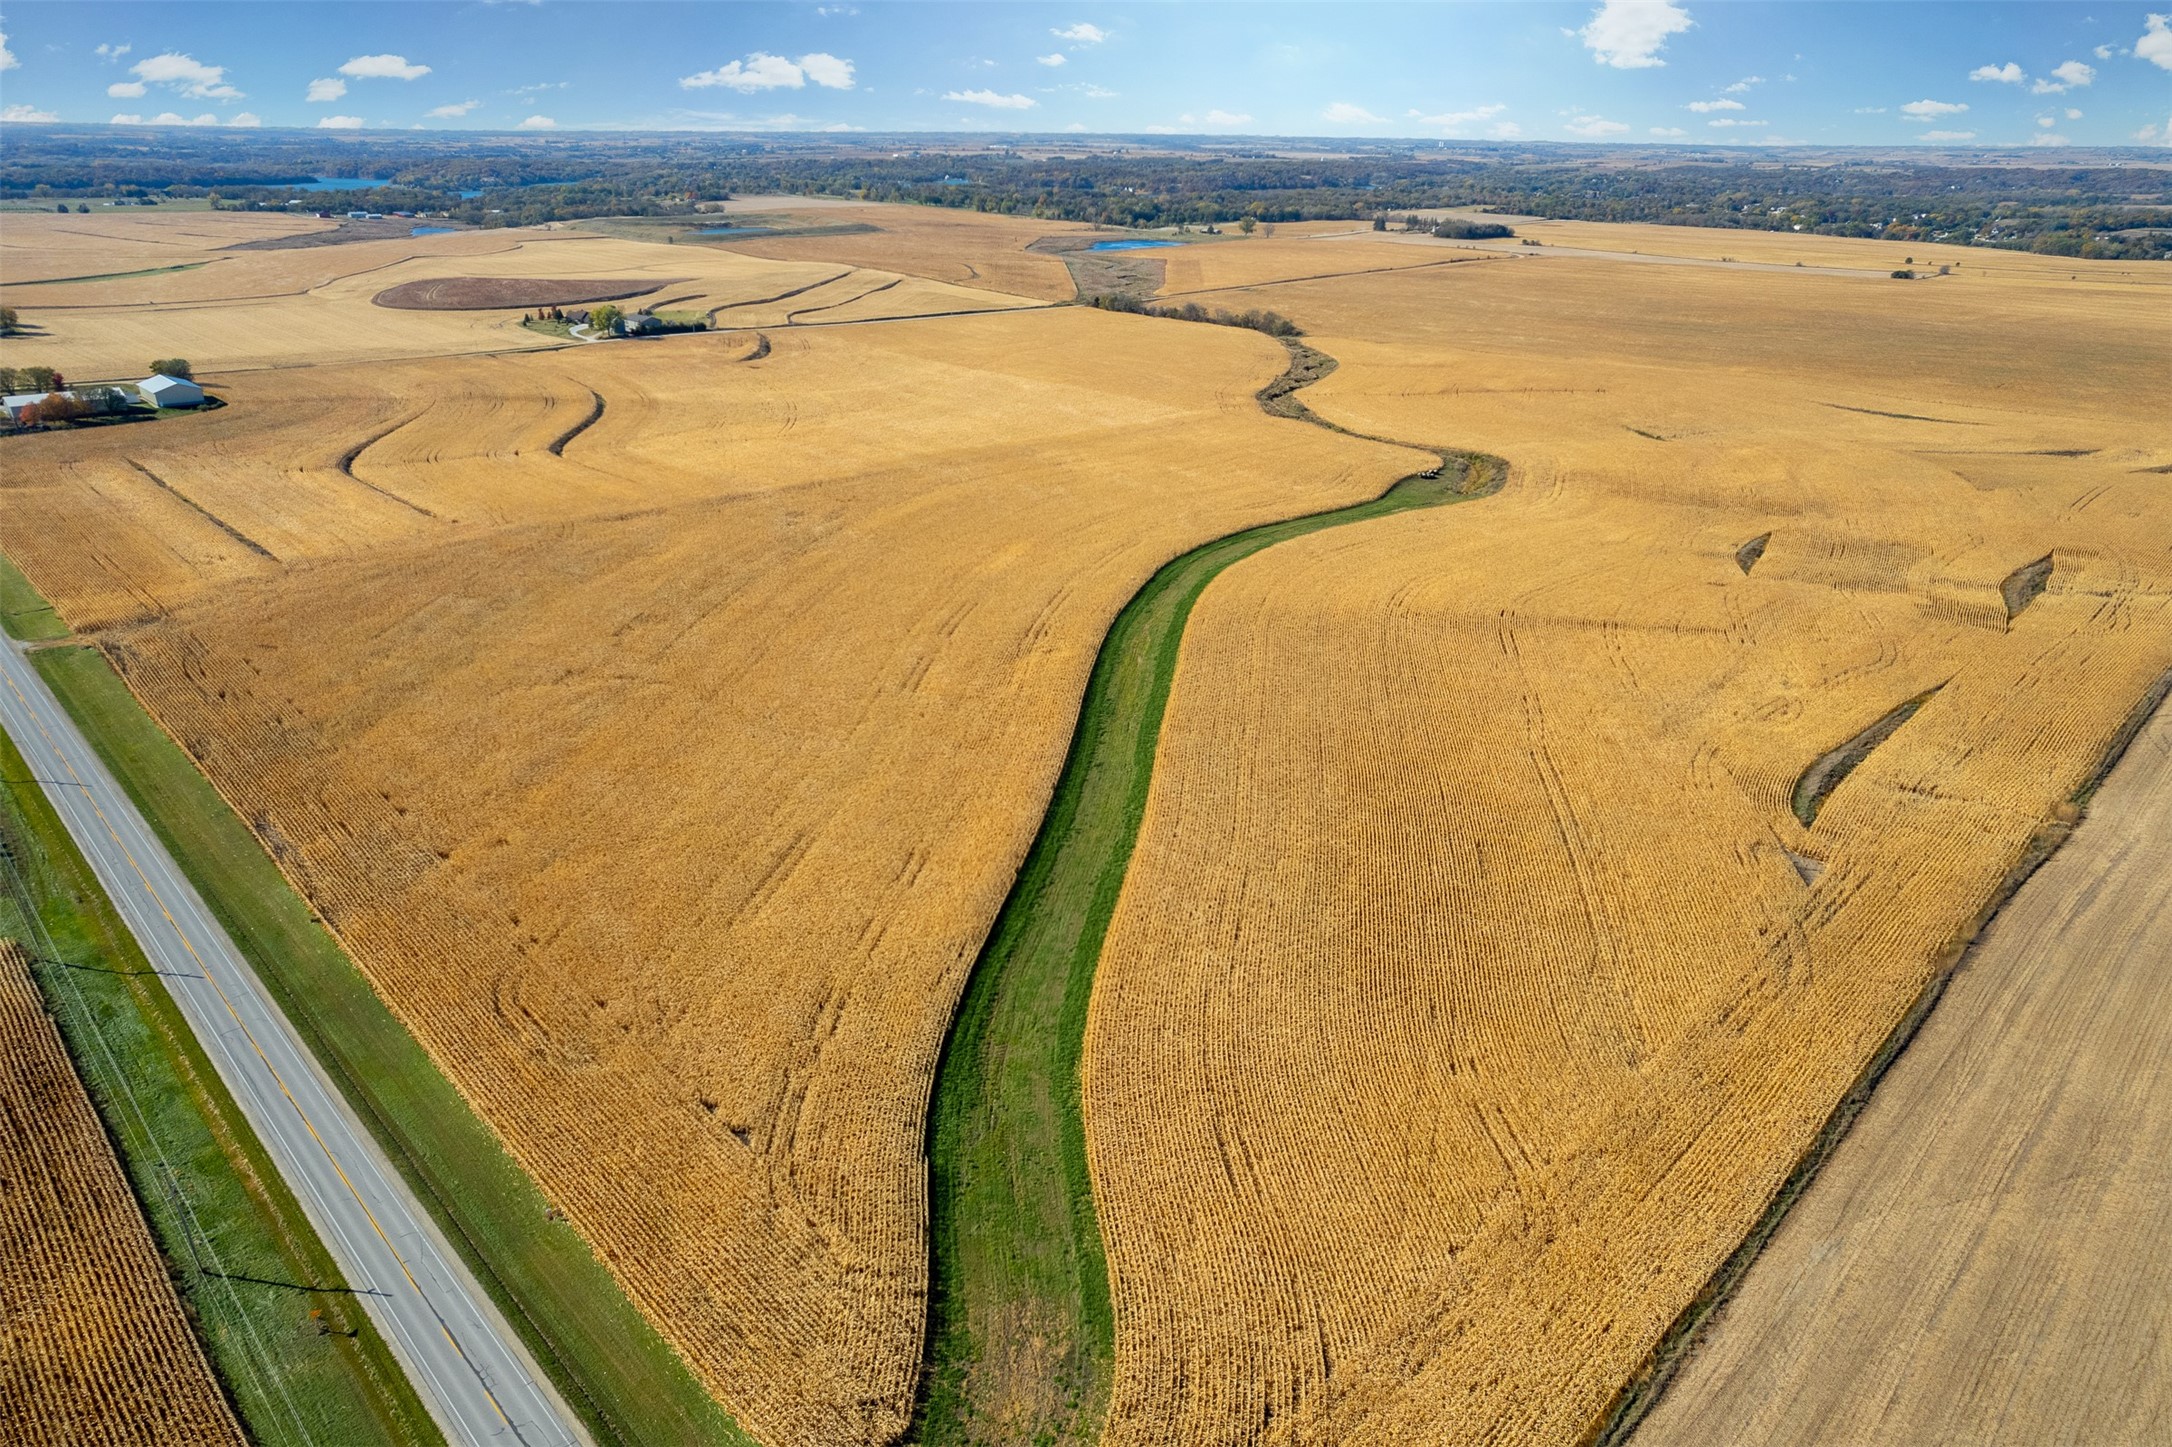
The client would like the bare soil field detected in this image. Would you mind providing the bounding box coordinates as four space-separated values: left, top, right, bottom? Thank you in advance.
1635 696 2172 1447
1081 236 2172 1445
372 275 692 309
0 941 245 1446
0 305 1421 1447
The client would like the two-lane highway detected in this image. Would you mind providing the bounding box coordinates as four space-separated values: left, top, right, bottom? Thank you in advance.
1 634 588 1447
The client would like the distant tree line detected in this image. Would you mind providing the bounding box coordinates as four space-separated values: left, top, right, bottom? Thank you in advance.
3 127 2165 260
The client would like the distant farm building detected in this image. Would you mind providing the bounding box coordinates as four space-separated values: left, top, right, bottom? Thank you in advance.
140 374 206 408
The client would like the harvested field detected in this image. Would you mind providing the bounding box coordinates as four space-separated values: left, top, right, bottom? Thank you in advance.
0 940 245 1446
0 305 1420 1447
1633 696 2172 1447
0 223 1038 377
1080 234 2172 1446
706 202 1084 301
372 276 689 310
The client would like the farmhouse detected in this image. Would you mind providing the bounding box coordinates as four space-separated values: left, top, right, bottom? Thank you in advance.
3 392 55 423
140 374 205 408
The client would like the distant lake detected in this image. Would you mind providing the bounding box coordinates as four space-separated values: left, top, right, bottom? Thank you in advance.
1089 239 1181 252
696 226 774 237
297 177 387 192
411 226 457 236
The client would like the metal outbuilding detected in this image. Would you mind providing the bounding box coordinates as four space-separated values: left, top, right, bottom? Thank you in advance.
140 374 205 408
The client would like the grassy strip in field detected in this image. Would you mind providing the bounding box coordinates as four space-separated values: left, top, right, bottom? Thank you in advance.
0 554 70 642
0 723 441 1446
8 261 212 286
25 639 751 1447
916 336 1504 1445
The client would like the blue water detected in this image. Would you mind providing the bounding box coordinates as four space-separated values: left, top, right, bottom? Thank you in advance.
696 226 774 237
1089 239 1180 252
458 189 485 199
411 226 457 236
297 177 387 192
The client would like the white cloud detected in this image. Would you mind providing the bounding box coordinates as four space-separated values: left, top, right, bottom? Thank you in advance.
111 111 224 126
1563 110 1630 136
1707 117 1766 127
518 114 557 128
427 99 480 118
816 4 859 14
2037 114 2057 127
1409 103 1507 125
2 103 58 122
339 54 430 80
1082 84 1116 99
798 52 855 88
1322 101 1387 124
2030 132 2069 146
2050 59 2095 86
0 30 15 72
2065 107 2083 119
1853 106 1888 114
2094 43 2115 60
1650 125 1687 136
1578 0 1692 69
2135 115 2171 142
317 115 365 129
95 43 130 63
1969 62 2024 83
1052 23 1108 44
1686 97 1743 112
1179 109 1253 127
130 52 242 101
228 112 261 127
307 77 348 103
108 81 147 98
1037 53 1067 67
946 89 1035 109
1723 74 1763 93
2139 14 2172 69
681 51 854 92
1900 98 1967 120
1921 129 1976 141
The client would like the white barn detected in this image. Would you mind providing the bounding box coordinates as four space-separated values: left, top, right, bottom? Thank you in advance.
140 374 205 408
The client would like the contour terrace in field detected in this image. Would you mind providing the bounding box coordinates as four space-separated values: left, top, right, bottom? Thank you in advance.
0 296 1423 1446
1079 220 2172 1444
0 207 1044 379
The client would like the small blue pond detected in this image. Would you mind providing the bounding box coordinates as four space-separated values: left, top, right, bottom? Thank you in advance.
457 188 485 199
1089 239 1180 252
696 227 775 237
411 226 457 236
297 177 387 192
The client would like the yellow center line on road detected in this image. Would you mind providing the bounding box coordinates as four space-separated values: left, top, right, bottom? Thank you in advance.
0 657 520 1437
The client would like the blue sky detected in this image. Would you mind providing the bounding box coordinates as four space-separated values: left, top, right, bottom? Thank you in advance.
2 2 2168 147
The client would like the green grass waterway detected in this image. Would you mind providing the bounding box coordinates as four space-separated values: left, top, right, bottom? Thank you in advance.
917 438 1501 1445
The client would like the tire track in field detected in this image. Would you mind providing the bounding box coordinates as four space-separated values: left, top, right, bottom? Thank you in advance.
914 336 1506 1447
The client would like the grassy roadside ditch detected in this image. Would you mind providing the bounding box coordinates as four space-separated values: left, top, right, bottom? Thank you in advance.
915 334 1505 1445
0 721 441 1446
16 622 748 1445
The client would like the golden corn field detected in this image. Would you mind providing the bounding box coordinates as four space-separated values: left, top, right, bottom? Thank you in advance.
0 300 1419 1445
0 941 245 1446
1082 238 2172 1444
5 198 2168 1447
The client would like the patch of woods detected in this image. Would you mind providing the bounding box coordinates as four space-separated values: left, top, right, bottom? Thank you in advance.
1083 294 1302 337
1376 215 1517 240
